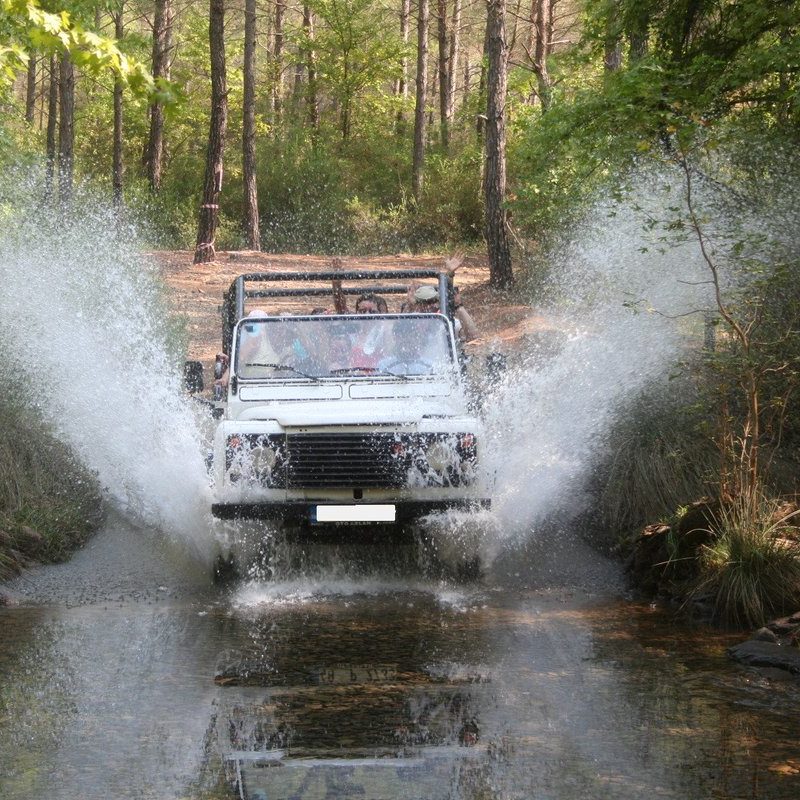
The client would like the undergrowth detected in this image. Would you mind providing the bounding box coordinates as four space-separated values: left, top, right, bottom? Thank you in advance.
593 383 718 545
0 395 103 580
690 493 800 628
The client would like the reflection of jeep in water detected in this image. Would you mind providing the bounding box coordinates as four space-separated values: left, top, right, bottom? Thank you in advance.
210 269 491 526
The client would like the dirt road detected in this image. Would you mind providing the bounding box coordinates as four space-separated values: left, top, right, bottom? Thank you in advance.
157 251 553 369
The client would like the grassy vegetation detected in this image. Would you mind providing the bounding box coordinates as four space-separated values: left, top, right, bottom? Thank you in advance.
0 396 103 581
594 386 719 546
689 494 800 628
598 377 800 628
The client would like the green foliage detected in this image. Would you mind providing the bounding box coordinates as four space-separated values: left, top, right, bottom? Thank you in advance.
0 0 163 99
0 392 103 578
691 493 800 628
510 0 800 240
594 382 718 543
307 0 406 138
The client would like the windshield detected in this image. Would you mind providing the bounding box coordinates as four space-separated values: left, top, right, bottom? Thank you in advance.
234 315 455 380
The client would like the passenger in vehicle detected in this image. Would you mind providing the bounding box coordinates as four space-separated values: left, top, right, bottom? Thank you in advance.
378 320 440 376
354 293 388 314
406 283 480 342
329 258 390 314
325 329 355 373
217 311 314 387
215 309 268 389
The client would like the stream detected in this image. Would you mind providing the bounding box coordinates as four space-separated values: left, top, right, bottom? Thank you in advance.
2 178 800 798
2 516 799 800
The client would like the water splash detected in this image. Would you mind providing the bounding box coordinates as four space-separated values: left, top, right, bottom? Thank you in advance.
232 578 475 610
483 170 718 542
0 172 212 557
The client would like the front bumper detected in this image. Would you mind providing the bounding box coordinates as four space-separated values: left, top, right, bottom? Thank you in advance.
211 498 491 522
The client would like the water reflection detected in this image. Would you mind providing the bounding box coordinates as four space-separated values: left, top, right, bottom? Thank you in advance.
2 567 800 799
213 595 495 799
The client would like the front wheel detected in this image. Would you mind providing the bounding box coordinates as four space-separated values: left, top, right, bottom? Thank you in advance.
212 551 240 584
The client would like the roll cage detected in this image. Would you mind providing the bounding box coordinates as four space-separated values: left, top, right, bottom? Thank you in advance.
220 269 455 356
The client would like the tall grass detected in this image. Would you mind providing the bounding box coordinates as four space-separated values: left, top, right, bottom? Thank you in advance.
691 493 800 628
593 385 718 543
0 395 103 580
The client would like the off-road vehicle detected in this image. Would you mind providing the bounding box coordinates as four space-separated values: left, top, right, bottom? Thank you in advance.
208 269 491 527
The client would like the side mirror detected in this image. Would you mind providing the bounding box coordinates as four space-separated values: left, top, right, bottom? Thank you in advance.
214 353 229 380
183 360 204 394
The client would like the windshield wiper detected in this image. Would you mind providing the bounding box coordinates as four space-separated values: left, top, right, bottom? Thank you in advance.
244 362 322 381
330 366 410 380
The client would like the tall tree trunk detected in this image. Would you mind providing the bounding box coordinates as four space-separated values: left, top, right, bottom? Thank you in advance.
146 0 173 192
194 0 228 264
25 55 37 124
58 53 75 206
437 0 449 150
603 0 622 72
628 6 649 61
461 54 470 112
484 0 513 289
113 9 125 209
446 0 460 122
242 0 260 249
396 0 411 131
476 16 489 143
45 54 58 200
303 5 319 136
532 0 551 110
412 0 429 201
271 0 285 120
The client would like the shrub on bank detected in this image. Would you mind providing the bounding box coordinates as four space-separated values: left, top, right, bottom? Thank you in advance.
690 494 800 628
0 398 103 580
629 494 800 628
589 383 718 549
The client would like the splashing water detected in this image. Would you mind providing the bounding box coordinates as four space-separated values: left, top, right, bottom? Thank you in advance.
0 175 212 557
482 171 719 542
1 163 790 582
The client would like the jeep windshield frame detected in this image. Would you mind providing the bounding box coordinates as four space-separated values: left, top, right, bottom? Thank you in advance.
233 314 457 381
220 269 454 356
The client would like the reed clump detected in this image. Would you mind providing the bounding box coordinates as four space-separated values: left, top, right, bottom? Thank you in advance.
593 385 718 546
689 493 800 628
0 397 103 580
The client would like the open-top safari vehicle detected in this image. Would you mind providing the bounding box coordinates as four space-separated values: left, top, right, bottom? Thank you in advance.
207 268 491 529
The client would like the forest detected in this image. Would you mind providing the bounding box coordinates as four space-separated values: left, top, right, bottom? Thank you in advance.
2 0 800 626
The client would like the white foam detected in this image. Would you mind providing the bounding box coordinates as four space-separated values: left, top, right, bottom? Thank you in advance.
482 170 717 542
232 577 474 609
0 174 213 559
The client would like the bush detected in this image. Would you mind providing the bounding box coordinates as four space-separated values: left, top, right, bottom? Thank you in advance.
690 493 800 628
593 382 718 545
0 397 103 579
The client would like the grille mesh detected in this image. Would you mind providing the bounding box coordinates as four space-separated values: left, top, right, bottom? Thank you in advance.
285 433 408 488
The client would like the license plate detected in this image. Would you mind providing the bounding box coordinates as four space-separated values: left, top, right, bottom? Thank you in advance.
314 504 396 523
315 663 398 684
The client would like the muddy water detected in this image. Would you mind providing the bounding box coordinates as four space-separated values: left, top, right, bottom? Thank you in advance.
1 520 799 800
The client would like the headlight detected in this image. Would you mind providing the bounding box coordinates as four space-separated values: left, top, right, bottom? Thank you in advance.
426 440 454 473
250 445 278 474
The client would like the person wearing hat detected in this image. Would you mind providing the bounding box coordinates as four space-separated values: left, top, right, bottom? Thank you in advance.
405 282 479 342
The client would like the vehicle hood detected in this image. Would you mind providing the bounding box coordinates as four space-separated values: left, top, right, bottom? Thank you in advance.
233 395 466 426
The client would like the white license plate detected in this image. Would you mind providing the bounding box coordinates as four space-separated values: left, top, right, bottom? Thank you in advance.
314 504 396 523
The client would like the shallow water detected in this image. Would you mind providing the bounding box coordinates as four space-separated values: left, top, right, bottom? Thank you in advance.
1 520 799 800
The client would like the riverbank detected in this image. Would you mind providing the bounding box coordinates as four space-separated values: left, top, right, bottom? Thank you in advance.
0 396 104 590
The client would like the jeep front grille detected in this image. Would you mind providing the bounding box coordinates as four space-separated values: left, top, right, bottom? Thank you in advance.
284 432 477 489
286 433 406 489
226 432 477 490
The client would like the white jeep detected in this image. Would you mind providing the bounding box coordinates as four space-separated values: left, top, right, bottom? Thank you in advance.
209 269 491 527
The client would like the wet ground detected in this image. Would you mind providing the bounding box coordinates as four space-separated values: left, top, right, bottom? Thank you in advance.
1 518 799 800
